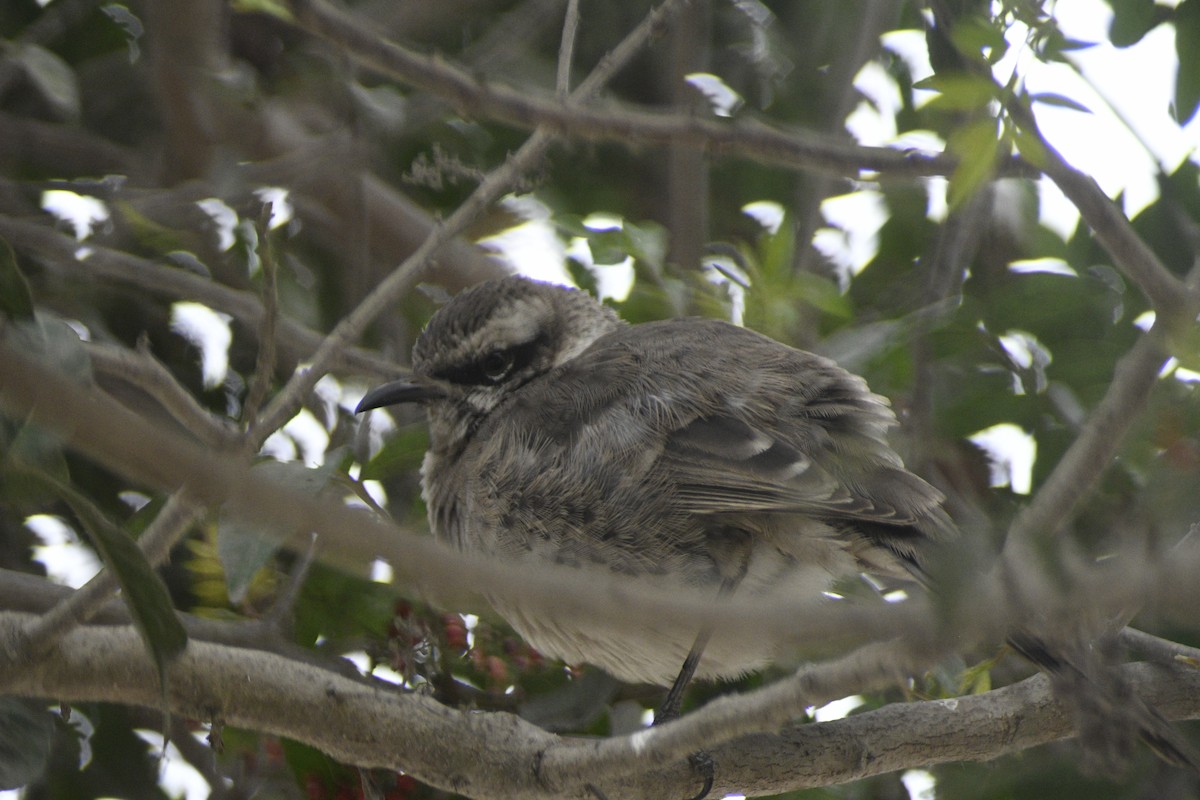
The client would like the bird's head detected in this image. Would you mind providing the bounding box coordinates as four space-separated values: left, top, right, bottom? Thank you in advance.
356 276 622 455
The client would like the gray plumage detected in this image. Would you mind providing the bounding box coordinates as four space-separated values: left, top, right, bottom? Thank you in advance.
358 276 954 686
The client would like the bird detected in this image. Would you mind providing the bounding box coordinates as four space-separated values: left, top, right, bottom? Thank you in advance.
357 275 1200 781
355 275 956 700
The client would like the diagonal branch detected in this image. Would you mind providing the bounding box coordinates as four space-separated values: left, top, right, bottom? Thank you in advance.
249 0 693 447
1007 99 1197 325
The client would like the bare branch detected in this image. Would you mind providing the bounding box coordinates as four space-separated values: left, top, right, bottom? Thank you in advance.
5 614 1200 799
1123 628 1200 669
88 339 239 448
1005 325 1171 549
0 569 368 675
243 208 280 432
1007 100 1198 324
282 0 1034 181
0 216 399 378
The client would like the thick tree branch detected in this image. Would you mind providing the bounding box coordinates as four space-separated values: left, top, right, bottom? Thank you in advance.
4 614 1200 799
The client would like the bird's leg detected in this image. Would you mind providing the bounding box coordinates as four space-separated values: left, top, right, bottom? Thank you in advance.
656 627 713 724
655 570 742 724
654 628 717 800
653 575 743 800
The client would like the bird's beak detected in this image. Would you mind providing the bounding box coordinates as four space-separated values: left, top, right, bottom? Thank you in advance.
356 378 446 413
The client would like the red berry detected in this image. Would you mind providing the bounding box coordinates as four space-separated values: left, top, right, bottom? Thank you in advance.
486 655 508 685
444 625 468 650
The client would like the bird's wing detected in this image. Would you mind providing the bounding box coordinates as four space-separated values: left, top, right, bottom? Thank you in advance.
500 317 953 573
577 319 948 529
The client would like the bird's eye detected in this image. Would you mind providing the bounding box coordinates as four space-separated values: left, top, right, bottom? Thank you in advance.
481 350 514 382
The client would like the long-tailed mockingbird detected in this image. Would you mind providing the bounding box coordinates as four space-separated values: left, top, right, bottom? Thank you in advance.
356 276 955 696
356 277 1199 774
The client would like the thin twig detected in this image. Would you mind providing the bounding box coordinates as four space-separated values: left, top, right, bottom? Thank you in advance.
0 568 370 678
1004 259 1200 550
263 533 319 633
88 338 239 448
1005 325 1170 553
1122 628 1200 669
555 0 581 98
244 205 280 432
539 639 924 790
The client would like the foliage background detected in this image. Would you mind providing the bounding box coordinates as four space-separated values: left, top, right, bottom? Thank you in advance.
1 0 1200 798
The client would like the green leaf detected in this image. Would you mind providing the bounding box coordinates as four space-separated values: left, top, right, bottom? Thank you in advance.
794 271 852 319
0 239 34 321
6 314 92 383
946 118 1001 209
565 257 599 297
622 220 668 272
12 44 81 122
1011 123 1050 170
218 459 342 603
553 214 591 239
0 314 93 504
2 422 70 510
0 699 54 790
1175 0 1200 124
947 17 1009 65
1109 0 1161 47
915 73 998 112
101 4 144 63
585 228 629 266
18 470 187 673
758 212 796 283
360 426 428 481
1168 324 1200 372
114 201 194 254
1029 92 1091 114
230 0 295 21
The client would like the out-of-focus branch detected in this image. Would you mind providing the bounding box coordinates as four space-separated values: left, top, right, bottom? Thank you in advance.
281 0 1035 181
6 336 1200 668
142 0 226 182
0 215 400 378
88 340 239 448
1005 325 1173 551
0 569 368 675
0 113 140 178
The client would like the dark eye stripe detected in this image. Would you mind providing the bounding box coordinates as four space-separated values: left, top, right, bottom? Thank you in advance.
435 336 545 386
